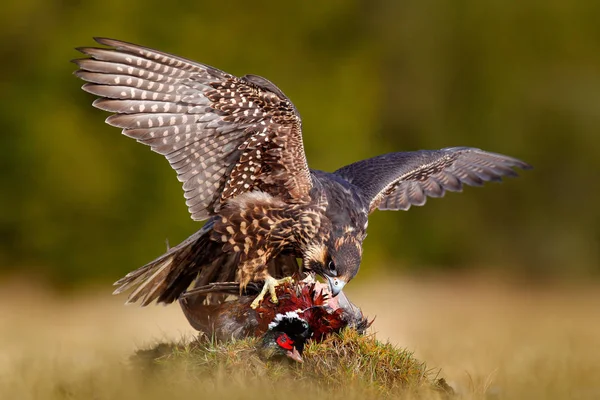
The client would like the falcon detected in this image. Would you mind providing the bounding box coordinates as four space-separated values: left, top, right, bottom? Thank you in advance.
74 38 531 308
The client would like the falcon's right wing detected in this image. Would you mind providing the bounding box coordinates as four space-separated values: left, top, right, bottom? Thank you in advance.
334 147 531 213
74 38 312 221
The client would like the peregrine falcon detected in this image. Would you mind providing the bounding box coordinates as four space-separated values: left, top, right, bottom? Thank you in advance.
74 38 531 308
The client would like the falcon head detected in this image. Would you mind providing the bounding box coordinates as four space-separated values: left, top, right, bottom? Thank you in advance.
303 228 364 297
260 311 311 363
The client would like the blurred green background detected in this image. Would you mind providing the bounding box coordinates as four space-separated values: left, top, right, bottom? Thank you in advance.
1 0 598 286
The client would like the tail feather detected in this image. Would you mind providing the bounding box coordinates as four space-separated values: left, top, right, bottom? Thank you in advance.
126 255 174 305
113 220 216 306
112 259 163 295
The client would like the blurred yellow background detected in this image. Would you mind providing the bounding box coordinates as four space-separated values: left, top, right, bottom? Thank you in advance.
1 0 598 285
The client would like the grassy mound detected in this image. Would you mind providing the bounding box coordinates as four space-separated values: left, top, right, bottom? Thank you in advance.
132 329 453 398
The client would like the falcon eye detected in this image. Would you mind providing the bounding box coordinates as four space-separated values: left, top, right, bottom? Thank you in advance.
328 260 336 272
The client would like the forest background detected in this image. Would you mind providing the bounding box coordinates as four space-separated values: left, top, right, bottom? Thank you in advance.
1 0 598 286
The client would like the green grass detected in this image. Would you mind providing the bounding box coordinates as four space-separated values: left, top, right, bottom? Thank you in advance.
130 329 452 399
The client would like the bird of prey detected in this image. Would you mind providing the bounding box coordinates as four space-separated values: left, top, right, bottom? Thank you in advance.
74 38 531 309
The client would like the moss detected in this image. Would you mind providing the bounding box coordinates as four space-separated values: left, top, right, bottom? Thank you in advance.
131 329 453 398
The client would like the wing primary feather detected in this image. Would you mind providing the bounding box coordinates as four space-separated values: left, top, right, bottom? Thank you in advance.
75 38 313 220
334 147 530 213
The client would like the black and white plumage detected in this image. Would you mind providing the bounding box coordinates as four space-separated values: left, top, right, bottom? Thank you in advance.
74 38 531 308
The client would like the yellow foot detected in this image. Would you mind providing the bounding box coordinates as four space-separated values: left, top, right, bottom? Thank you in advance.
250 276 294 309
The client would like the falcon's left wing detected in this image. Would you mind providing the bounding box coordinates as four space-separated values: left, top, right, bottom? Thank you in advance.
334 147 531 213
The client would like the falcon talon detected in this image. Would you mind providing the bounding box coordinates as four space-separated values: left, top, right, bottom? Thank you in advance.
75 38 530 309
279 277 294 285
251 276 289 309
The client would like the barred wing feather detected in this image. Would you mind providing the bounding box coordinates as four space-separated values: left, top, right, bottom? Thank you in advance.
74 38 312 221
334 147 531 213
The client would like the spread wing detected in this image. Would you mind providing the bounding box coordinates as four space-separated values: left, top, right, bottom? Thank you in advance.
74 38 312 221
334 147 531 213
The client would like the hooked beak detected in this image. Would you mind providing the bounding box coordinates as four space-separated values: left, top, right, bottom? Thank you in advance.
286 346 303 363
326 276 345 297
